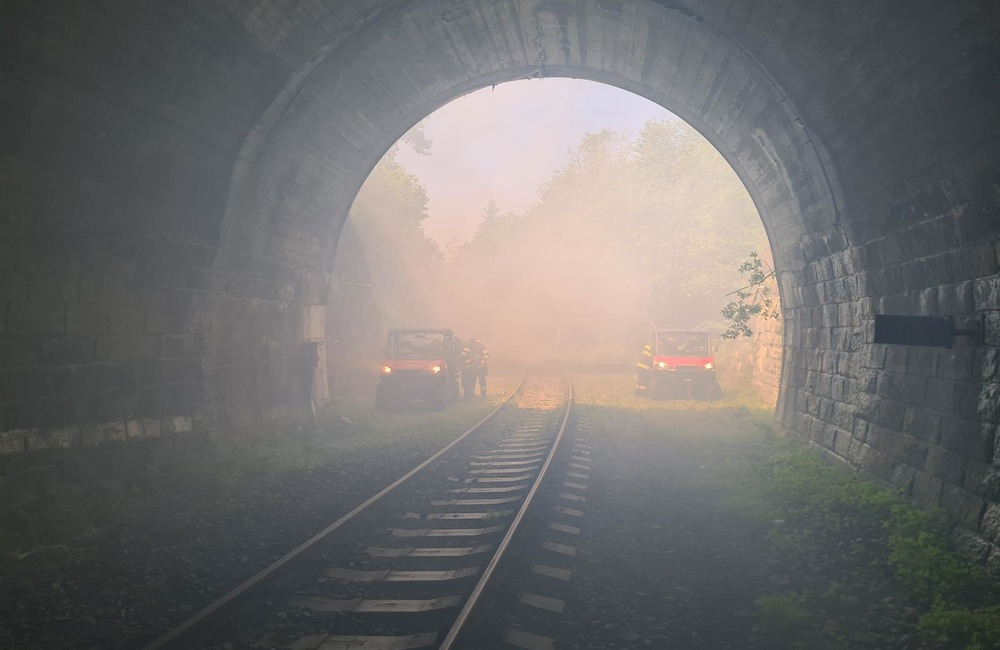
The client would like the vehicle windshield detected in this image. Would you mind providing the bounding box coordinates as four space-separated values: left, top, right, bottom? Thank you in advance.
387 332 446 359
656 331 709 357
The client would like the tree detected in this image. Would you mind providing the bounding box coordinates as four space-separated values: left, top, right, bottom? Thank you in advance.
482 196 501 221
349 145 443 327
720 251 781 339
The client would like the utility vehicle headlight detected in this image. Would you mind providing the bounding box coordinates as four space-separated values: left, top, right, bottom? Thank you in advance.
430 365 442 374
381 365 392 375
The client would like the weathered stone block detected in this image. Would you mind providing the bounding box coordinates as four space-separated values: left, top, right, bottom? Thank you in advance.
834 427 853 457
981 503 1000 543
66 301 109 334
986 312 1000 347
80 419 127 447
891 463 916 492
8 300 65 334
913 286 939 314
905 346 938 377
109 304 146 335
911 470 943 505
25 426 80 451
987 544 1000 577
96 388 140 420
904 406 942 443
851 416 870 442
40 335 96 365
939 347 974 381
978 383 1000 422
893 373 928 403
965 459 990 494
877 398 906 430
79 277 128 303
28 273 79 301
831 401 854 430
34 393 79 428
885 345 907 373
925 445 965 484
982 466 1000 501
955 381 985 419
937 417 987 457
981 348 1000 382
937 280 974 314
950 527 992 564
924 377 956 413
126 418 162 441
144 308 189 335
162 415 193 435
95 335 160 361
0 434 26 455
973 274 1000 310
889 431 929 469
76 363 134 393
163 335 205 358
855 391 879 420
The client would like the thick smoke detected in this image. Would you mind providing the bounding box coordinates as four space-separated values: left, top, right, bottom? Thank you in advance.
342 118 769 374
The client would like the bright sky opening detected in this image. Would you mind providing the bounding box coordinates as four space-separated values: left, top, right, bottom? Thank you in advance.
395 78 679 245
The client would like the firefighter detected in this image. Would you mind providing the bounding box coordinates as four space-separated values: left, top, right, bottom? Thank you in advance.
635 343 654 395
460 345 478 399
468 337 489 397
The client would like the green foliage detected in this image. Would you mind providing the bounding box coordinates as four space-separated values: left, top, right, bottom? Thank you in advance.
722 436 999 648
756 592 809 629
918 600 1000 650
351 150 444 326
720 251 780 339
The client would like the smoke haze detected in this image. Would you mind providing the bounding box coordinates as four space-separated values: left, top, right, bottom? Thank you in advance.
343 83 770 376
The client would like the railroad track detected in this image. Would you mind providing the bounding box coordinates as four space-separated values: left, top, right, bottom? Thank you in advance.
144 376 573 650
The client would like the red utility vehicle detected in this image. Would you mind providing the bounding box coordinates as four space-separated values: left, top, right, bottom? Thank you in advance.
649 327 723 400
375 329 461 409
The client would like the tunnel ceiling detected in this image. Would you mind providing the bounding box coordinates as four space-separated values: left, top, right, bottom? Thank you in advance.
2 1 1000 558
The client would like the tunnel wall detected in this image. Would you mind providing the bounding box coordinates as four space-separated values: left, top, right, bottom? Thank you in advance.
1 0 999 566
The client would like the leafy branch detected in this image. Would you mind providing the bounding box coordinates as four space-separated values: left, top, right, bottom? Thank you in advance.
720 251 780 339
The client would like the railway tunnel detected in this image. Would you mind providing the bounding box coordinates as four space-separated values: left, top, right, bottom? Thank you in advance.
1 0 999 565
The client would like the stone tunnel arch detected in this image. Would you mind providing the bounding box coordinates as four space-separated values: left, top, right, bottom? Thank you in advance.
2 1 998 559
214 0 840 426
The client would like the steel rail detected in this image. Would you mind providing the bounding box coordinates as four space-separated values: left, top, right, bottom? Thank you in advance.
143 376 527 650
439 376 574 649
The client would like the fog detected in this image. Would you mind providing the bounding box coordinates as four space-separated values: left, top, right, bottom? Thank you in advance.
340 84 770 376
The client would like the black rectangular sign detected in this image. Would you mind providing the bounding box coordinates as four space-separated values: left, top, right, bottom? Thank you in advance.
873 315 953 347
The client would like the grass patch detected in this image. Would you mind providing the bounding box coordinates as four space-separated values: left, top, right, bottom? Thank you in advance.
718 434 1000 649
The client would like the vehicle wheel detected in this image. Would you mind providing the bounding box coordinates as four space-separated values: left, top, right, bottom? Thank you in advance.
706 381 723 401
